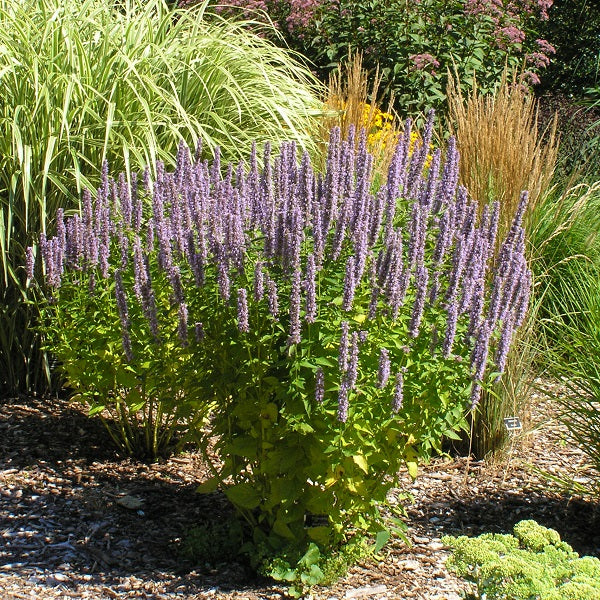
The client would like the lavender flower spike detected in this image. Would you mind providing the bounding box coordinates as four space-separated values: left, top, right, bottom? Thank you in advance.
342 255 357 312
339 321 350 372
25 247 35 280
409 264 429 338
254 261 264 302
337 382 349 423
315 367 325 403
304 253 317 323
114 269 133 362
266 278 279 319
392 371 404 413
377 348 391 388
237 288 250 333
346 332 359 390
194 322 205 343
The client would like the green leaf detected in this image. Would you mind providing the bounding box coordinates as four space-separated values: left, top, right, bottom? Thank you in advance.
374 529 390 553
298 543 321 568
196 478 219 494
272 518 295 540
224 483 262 509
307 526 331 545
269 564 297 582
228 436 258 458
88 405 105 417
300 563 324 586
352 454 369 474
405 446 419 479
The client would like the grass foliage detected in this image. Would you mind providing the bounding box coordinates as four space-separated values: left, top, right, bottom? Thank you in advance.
541 260 600 498
0 0 322 393
321 52 400 173
448 69 558 240
446 69 559 458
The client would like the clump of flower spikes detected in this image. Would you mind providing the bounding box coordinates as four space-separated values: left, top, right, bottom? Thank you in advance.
32 111 531 419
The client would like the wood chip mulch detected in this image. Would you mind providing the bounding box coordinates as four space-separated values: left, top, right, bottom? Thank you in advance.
1 381 599 599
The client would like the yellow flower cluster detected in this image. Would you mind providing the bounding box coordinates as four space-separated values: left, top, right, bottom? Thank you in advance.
361 104 432 168
322 98 433 172
361 103 396 151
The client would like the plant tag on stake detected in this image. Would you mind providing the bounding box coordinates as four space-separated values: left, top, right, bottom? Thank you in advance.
304 513 329 528
503 416 522 433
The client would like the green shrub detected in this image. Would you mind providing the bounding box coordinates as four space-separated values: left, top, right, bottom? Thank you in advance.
32 119 531 588
444 520 600 600
0 0 322 395
207 0 557 116
537 0 600 94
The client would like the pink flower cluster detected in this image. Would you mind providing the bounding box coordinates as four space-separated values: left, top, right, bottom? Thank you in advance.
206 0 323 34
463 0 555 76
285 0 321 32
409 53 440 72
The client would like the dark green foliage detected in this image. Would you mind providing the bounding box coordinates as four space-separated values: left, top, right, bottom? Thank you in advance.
204 0 554 118
181 519 244 565
538 0 600 94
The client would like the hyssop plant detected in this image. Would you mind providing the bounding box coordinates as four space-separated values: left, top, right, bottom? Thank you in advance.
32 115 531 582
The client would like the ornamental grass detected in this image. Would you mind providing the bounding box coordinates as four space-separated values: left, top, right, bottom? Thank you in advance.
0 0 322 394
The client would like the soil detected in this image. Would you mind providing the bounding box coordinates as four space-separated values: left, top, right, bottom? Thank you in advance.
1 382 599 600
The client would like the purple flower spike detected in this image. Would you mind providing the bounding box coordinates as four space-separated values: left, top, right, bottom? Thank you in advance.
470 383 482 409
25 247 35 280
494 315 515 379
305 254 317 323
339 321 349 372
114 270 133 362
337 382 349 423
195 322 205 343
288 267 302 345
237 288 250 333
513 268 531 328
342 256 357 312
471 320 492 384
443 300 459 358
409 264 429 338
315 367 325 403
377 348 391 388
254 261 264 302
346 332 359 390
217 260 231 302
266 277 279 319
392 371 404 413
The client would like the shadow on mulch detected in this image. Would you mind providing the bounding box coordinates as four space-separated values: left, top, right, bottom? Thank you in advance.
2 393 600 598
436 492 600 556
0 395 274 595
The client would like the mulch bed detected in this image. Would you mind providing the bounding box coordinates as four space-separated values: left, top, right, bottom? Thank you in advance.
1 383 599 599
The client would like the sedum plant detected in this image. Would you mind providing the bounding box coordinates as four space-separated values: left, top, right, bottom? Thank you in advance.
444 520 600 600
0 0 322 395
31 115 530 580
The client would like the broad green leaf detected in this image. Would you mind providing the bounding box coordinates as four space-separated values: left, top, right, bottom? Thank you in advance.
352 454 369 474
196 478 219 494
374 529 391 553
224 483 262 510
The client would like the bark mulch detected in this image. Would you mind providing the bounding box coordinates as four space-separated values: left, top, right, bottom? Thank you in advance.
1 383 599 599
